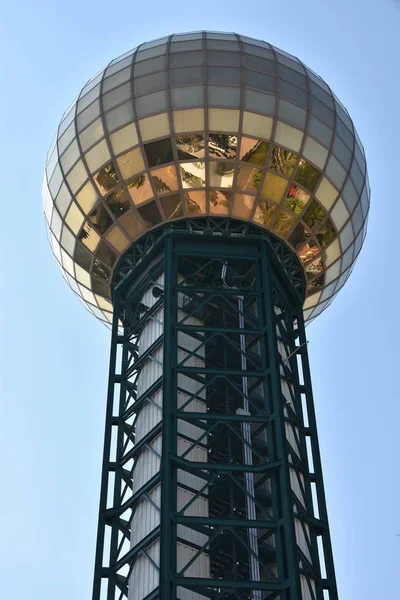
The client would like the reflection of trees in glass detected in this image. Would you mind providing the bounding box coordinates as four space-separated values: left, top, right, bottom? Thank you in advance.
308 273 324 290
105 187 130 217
256 199 276 225
284 184 309 214
209 190 230 208
208 134 237 158
95 162 120 192
153 176 170 193
295 160 321 192
185 192 202 214
127 174 145 189
89 203 113 234
288 223 310 248
180 166 203 188
306 258 324 280
242 141 269 166
160 194 182 219
303 200 326 230
176 135 205 159
316 218 336 246
215 162 235 176
251 169 262 189
269 146 297 176
273 211 295 237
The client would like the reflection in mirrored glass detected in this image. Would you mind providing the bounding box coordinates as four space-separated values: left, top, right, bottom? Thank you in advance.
105 226 130 253
209 161 235 187
185 191 206 214
76 181 98 214
74 241 93 271
295 159 321 192
96 240 118 268
144 138 174 167
93 162 120 194
209 190 231 214
269 145 297 177
118 210 146 240
236 165 262 194
299 239 320 264
261 172 288 202
303 200 327 231
79 221 101 251
93 258 111 282
89 202 113 234
105 186 131 218
316 218 337 247
126 173 153 205
252 199 277 226
176 135 205 159
151 165 179 193
137 200 162 227
180 162 206 188
232 194 255 219
116 148 145 180
284 183 310 214
272 210 296 237
92 276 110 297
208 134 237 159
288 222 310 249
240 138 269 165
160 194 184 219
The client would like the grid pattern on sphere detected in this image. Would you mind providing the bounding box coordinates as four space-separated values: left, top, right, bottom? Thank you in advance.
43 31 370 326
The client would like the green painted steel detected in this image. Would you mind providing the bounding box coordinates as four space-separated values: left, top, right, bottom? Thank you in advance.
92 220 338 600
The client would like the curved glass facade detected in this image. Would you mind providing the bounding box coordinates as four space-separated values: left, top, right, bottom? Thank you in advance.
43 31 370 325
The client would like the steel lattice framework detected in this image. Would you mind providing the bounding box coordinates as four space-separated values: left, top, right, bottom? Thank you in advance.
93 220 337 600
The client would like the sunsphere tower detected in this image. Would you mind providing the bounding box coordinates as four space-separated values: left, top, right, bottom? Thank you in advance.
43 32 369 600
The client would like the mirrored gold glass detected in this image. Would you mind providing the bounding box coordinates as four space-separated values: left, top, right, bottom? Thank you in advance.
209 190 231 214
232 194 256 219
159 194 184 219
180 162 206 188
176 135 205 159
137 200 162 227
252 199 277 226
89 202 113 234
240 138 269 166
209 161 235 187
261 172 288 202
151 166 179 193
269 145 297 177
284 183 310 214
299 238 320 264
105 186 131 218
117 148 145 179
208 134 237 159
76 181 98 215
316 218 337 247
295 159 321 192
288 222 310 249
236 165 262 194
126 173 153 205
144 138 174 167
105 226 130 253
272 210 296 237
185 191 206 215
79 221 101 251
303 200 327 231
118 210 146 240
93 162 120 195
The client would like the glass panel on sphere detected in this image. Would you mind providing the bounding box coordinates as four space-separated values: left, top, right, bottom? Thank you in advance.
339 220 354 251
309 82 334 109
49 163 63 198
325 238 340 266
209 108 240 132
207 66 241 85
170 40 203 52
350 159 364 194
307 115 333 148
76 266 91 289
170 67 203 86
315 177 338 210
180 162 206 188
133 55 167 78
209 160 235 187
262 172 288 202
139 113 170 142
302 137 328 170
244 89 275 116
105 102 134 132
50 208 62 238
231 193 256 219
206 51 241 67
77 84 100 114
306 256 324 280
103 82 131 111
169 51 204 69
105 225 130 252
85 140 112 173
284 183 310 214
151 165 179 193
295 160 321 192
207 86 240 108
272 210 296 237
55 183 72 217
316 218 337 247
89 202 113 234
160 193 184 219
341 178 358 213
106 54 133 75
208 134 237 159
59 105 75 137
176 134 205 159
288 222 310 249
79 221 100 251
185 190 206 215
240 138 269 165
102 67 131 93
61 225 76 255
134 71 168 96
116 147 145 179
126 173 153 205
135 44 167 63
303 200 327 230
299 238 320 264
74 241 92 270
79 118 104 153
269 145 298 176
61 249 75 274
76 180 99 214
96 240 118 268
352 204 363 235
310 97 334 127
279 65 308 90
110 123 139 155
118 210 146 239
242 43 274 59
242 112 273 139
104 186 131 218
253 198 277 226
93 162 120 194
236 164 262 194
206 40 240 52
332 133 352 170
279 81 308 108
243 54 276 74
172 33 203 41
137 200 162 227
244 70 275 93
173 108 204 133
331 197 349 230
96 294 113 311
144 138 174 167
209 189 231 214
66 160 88 194
58 122 76 155
135 90 168 118
341 246 353 272
171 85 204 108
336 118 354 150
65 201 85 234
274 122 303 152
92 258 111 281
77 99 100 132
278 99 306 129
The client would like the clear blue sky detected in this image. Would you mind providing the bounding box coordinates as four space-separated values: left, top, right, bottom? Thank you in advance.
0 1 398 598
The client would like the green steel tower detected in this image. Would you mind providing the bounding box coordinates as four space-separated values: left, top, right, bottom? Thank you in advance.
43 32 369 600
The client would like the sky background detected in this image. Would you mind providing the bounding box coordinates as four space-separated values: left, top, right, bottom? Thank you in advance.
0 0 399 598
